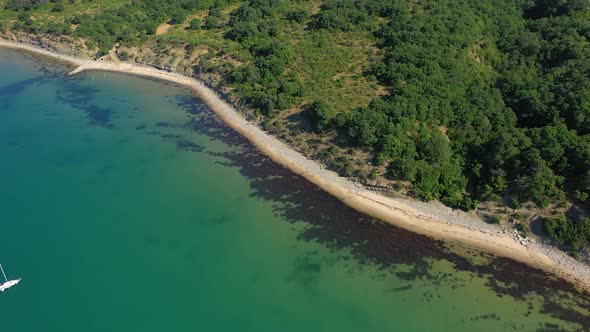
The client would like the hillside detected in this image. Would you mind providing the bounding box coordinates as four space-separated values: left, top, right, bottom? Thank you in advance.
1 0 589 258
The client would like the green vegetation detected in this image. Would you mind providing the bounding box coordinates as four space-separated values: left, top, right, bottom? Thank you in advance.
306 99 336 133
544 216 590 251
514 222 530 238
188 18 201 30
2 0 227 53
487 215 502 224
0 0 382 112
1 0 589 249
333 0 590 210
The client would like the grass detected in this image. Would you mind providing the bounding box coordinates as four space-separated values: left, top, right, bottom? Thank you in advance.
108 0 386 115
0 0 387 183
286 29 384 113
0 0 385 116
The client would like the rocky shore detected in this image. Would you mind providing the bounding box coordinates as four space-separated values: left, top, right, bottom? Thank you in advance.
2 37 590 295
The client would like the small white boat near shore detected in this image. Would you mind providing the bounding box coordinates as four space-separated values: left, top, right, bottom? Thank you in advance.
0 264 20 292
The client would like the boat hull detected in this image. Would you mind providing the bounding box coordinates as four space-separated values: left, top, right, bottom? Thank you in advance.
0 279 21 292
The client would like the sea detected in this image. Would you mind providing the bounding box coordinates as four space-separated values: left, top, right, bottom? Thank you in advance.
0 47 588 331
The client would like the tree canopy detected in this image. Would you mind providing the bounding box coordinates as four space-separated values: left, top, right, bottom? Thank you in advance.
2 0 589 236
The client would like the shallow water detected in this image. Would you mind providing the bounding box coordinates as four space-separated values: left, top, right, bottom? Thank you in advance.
0 48 588 331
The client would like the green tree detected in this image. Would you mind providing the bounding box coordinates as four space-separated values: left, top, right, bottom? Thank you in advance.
203 16 220 29
52 3 64 12
188 18 201 30
306 99 336 133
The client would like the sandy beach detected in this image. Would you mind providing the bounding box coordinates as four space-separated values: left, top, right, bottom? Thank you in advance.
2 38 590 294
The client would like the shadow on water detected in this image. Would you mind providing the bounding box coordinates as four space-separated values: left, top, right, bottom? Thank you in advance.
1 51 115 128
0 75 51 98
5 47 585 328
170 96 590 329
0 50 72 99
0 74 113 128
54 82 114 128
5 46 587 326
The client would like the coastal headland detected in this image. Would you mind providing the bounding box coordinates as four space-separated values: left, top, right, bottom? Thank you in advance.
2 38 589 294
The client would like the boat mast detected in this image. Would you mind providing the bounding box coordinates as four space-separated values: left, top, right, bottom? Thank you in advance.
0 264 7 282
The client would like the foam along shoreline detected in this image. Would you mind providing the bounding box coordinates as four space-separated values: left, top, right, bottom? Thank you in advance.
2 38 590 294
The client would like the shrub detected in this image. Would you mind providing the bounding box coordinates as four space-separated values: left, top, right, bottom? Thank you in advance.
368 169 378 180
543 216 590 250
188 18 201 30
489 215 502 224
52 3 64 12
203 16 220 29
285 9 308 23
306 99 336 133
170 10 187 24
576 190 589 202
510 197 522 209
513 213 525 220
515 223 529 237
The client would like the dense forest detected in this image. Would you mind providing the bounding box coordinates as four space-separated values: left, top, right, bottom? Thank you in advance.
1 0 589 252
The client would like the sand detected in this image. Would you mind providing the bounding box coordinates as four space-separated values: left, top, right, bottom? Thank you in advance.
2 38 589 294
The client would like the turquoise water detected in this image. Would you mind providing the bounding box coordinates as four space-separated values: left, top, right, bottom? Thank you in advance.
0 48 588 331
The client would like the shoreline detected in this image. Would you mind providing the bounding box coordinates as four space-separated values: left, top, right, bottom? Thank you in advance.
2 38 590 294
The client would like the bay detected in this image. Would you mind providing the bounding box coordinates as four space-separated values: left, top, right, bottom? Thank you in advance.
0 48 588 331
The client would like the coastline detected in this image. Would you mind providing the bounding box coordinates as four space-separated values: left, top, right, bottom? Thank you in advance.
2 38 590 294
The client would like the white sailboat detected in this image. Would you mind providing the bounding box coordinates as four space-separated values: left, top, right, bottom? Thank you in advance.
0 264 20 292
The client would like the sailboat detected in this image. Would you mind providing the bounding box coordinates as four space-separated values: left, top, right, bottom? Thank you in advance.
0 264 20 292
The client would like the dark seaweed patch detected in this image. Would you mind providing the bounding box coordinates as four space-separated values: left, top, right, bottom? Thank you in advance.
541 300 590 329
160 133 183 140
536 322 569 332
470 313 501 321
155 129 206 153
176 96 590 329
0 75 49 98
288 253 322 287
390 284 412 292
55 84 113 128
155 121 174 128
177 95 209 115
207 215 232 225
175 139 205 152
